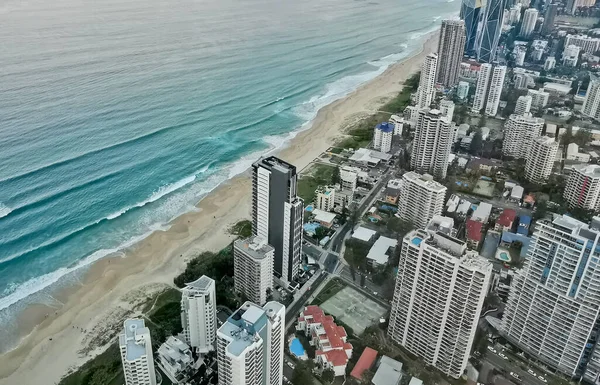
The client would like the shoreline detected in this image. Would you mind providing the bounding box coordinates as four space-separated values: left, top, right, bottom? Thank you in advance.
0 30 440 385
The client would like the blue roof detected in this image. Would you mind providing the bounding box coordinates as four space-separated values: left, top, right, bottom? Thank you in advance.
376 122 394 133
519 215 532 226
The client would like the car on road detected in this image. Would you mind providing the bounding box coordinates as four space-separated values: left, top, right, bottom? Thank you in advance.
287 361 295 369
527 369 537 376
510 372 520 380
499 353 508 360
538 375 547 383
487 346 497 353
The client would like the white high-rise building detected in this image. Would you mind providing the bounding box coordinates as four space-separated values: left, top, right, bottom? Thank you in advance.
217 301 285 385
564 164 600 211
502 113 544 159
252 156 303 284
583 73 600 120
411 108 454 179
457 81 470 100
544 56 556 71
525 136 558 183
472 63 493 113
519 8 538 38
514 95 532 115
565 34 600 54
501 215 600 380
119 319 157 385
397 172 447 229
563 45 581 67
484 65 506 117
515 48 526 66
234 236 274 306
528 88 550 110
437 20 467 87
388 230 491 379
404 105 420 126
416 53 438 108
315 185 336 211
181 275 217 353
390 115 404 136
373 122 394 153
439 99 455 121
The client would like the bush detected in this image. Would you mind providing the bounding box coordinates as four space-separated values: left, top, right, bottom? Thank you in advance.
174 248 233 288
229 220 252 238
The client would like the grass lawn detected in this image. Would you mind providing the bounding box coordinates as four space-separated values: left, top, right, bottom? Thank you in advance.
312 278 347 306
298 163 337 203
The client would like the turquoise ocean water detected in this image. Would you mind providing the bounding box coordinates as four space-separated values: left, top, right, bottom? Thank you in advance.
0 0 458 350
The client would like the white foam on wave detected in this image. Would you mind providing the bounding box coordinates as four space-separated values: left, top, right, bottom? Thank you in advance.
0 203 12 219
0 223 169 312
105 164 212 221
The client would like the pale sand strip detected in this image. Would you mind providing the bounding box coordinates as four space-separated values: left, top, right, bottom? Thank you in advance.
0 31 439 385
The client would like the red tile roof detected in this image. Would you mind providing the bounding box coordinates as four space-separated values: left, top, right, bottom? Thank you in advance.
350 347 378 379
466 219 483 242
301 305 353 368
497 209 516 227
318 349 350 367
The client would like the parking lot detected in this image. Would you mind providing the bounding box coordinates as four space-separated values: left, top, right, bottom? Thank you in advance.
320 286 387 335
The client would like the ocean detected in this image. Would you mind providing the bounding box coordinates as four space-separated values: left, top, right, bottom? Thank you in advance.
0 0 458 351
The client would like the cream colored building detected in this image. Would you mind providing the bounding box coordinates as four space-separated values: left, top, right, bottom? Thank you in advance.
525 137 558 183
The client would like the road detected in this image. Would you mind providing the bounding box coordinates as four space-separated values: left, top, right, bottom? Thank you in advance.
485 348 548 385
285 272 328 326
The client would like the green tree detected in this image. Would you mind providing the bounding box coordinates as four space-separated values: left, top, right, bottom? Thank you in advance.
331 166 341 185
314 226 327 243
292 361 315 385
470 130 484 156
348 203 360 229
574 127 592 146
320 368 335 384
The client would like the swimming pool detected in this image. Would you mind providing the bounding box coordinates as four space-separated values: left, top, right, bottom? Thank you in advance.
290 338 306 358
499 252 510 261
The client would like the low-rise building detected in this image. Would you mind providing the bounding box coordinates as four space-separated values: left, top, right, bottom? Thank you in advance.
567 143 591 162
157 336 193 384
340 166 358 192
385 187 401 205
366 236 398 267
297 306 353 376
472 202 492 223
372 356 403 385
495 209 517 232
465 158 501 174
466 219 484 249
350 347 378 380
315 185 336 211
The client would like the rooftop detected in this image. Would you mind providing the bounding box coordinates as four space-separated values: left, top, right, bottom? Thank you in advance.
185 275 215 291
466 219 484 242
218 301 284 357
376 122 395 133
366 236 397 265
234 236 274 260
352 226 377 242
349 148 393 163
472 202 492 222
120 319 150 362
573 164 600 178
350 347 378 379
313 209 337 224
372 355 403 385
497 209 517 227
402 171 447 193
158 336 192 367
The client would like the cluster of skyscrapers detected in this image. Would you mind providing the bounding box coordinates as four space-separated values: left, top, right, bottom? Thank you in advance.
119 155 306 385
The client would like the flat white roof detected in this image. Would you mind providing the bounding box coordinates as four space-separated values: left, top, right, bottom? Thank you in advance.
367 236 397 265
352 226 376 242
511 185 524 198
349 148 392 164
408 378 424 385
312 209 336 223
472 202 492 222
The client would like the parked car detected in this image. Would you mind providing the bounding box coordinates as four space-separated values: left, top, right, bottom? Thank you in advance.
527 369 537 376
499 353 508 360
487 346 497 353
538 376 547 383
510 372 520 380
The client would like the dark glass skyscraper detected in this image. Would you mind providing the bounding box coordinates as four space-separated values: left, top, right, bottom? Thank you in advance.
476 0 506 63
460 0 484 55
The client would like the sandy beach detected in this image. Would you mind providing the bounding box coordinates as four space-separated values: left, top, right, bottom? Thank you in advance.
0 30 439 385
